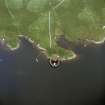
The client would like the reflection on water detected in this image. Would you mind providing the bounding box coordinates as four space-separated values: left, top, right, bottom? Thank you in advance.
0 38 105 105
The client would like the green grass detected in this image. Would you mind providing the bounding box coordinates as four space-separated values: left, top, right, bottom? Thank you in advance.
0 0 105 59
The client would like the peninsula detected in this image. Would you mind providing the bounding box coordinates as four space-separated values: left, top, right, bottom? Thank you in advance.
0 0 105 61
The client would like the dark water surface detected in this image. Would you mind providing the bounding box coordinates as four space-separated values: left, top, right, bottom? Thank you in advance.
0 38 105 105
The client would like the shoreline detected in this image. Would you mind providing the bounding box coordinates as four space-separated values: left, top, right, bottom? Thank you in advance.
6 42 20 51
86 37 105 44
0 35 105 61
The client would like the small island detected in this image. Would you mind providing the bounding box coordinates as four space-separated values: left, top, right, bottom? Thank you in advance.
0 0 105 64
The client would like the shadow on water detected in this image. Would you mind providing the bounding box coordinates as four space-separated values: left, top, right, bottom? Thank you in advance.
0 38 105 105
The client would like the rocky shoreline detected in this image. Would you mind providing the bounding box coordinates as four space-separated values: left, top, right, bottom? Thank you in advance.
0 34 105 63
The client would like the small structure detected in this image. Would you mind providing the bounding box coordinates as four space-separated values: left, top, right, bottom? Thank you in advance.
49 54 61 68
